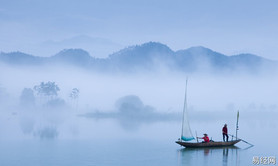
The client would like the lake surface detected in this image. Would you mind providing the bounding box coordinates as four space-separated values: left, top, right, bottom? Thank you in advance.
0 110 277 166
0 139 275 166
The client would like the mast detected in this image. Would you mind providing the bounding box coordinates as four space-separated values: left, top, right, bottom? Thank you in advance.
236 110 239 140
180 78 194 141
181 78 188 140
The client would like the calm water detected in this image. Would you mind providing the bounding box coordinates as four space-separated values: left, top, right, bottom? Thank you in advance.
0 139 274 166
0 111 277 166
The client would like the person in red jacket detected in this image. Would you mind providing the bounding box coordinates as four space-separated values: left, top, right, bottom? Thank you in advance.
197 134 210 143
222 124 229 142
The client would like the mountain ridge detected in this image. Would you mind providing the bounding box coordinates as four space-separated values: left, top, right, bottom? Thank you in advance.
0 42 277 74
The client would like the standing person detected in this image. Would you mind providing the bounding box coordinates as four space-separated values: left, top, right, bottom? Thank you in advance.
222 124 229 142
197 134 210 143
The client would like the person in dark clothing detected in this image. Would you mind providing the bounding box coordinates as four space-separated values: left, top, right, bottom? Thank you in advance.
222 124 229 142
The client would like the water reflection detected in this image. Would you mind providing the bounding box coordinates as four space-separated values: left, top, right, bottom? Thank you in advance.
177 146 239 166
222 148 228 166
80 95 179 130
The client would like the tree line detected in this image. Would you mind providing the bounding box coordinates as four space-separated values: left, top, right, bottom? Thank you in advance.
20 81 79 109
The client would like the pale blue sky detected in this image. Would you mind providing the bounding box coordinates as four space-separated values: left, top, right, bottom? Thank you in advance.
1 0 278 59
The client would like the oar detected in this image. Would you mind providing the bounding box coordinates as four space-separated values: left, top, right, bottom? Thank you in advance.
228 134 254 146
240 139 254 146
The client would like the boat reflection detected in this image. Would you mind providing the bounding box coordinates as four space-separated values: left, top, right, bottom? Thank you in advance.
222 148 228 166
177 146 239 166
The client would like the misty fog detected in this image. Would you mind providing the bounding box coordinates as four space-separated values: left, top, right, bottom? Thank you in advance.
0 62 278 142
2 1 278 165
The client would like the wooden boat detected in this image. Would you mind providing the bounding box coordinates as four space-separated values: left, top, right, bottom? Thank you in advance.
175 79 241 148
176 139 241 148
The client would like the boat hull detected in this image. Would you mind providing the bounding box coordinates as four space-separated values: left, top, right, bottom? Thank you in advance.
176 140 241 148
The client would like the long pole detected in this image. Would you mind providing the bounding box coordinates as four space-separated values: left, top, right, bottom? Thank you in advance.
236 110 239 140
195 131 199 143
228 134 254 146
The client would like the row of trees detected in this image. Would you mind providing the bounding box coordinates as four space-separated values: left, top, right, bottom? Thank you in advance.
34 82 60 99
20 81 79 109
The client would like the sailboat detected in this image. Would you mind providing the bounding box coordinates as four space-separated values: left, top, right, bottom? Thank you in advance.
175 79 241 148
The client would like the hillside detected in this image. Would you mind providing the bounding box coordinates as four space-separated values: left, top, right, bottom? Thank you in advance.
0 42 277 74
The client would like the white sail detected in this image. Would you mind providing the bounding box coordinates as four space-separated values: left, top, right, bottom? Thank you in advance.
181 79 195 141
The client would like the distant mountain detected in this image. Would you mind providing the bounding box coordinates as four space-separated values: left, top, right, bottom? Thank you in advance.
40 35 122 58
0 42 277 74
109 42 175 71
51 49 94 67
174 46 276 73
175 46 229 72
0 51 44 65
